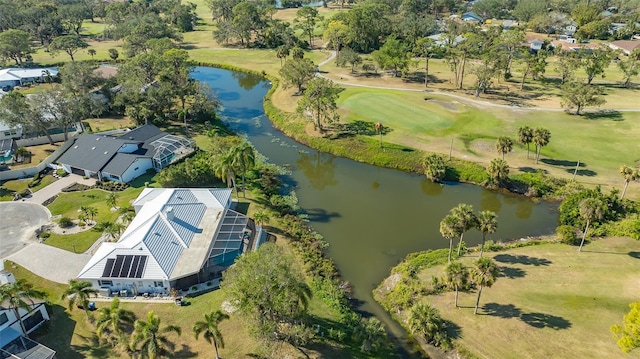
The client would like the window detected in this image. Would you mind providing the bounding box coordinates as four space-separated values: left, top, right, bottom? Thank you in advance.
23 310 44 332
134 167 139 171
0 312 8 326
98 280 113 286
3 132 9 136
154 281 163 287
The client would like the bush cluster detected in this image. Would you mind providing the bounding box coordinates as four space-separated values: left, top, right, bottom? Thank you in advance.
58 216 73 228
94 180 129 192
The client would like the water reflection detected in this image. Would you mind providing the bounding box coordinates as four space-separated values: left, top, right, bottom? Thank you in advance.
480 190 502 213
420 179 444 196
296 150 338 190
232 71 265 90
516 200 534 219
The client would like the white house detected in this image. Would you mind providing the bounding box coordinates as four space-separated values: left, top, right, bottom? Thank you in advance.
77 188 266 296
55 124 195 183
0 68 58 90
0 268 56 359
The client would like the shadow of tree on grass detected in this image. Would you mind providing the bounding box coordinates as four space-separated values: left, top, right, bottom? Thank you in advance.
482 303 522 318
493 254 552 266
499 266 526 279
521 312 572 329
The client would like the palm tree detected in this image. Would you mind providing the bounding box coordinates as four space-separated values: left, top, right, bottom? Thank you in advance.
106 192 119 210
517 126 533 159
96 297 135 346
252 210 270 227
488 158 509 186
445 261 468 308
130 311 182 359
61 279 98 318
423 153 446 182
193 310 229 359
231 142 255 197
353 317 387 352
477 210 498 258
81 206 98 224
451 204 478 256
407 303 449 348
214 151 238 198
440 214 462 263
532 127 551 164
472 257 499 315
0 279 47 334
578 198 605 252
495 136 513 160
375 122 383 148
619 165 640 200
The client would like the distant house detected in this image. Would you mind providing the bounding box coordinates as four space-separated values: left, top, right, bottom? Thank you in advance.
609 40 640 55
564 23 578 36
502 20 517 30
77 188 267 296
0 68 58 90
529 40 544 51
427 33 465 47
462 11 484 23
0 268 56 359
55 124 195 183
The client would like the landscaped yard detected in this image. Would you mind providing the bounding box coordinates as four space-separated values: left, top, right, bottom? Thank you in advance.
409 237 640 359
7 237 371 359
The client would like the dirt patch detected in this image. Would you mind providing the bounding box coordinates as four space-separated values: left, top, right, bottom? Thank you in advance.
429 100 459 111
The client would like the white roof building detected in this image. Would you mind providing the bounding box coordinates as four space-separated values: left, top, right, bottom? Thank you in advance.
78 188 264 295
0 68 58 89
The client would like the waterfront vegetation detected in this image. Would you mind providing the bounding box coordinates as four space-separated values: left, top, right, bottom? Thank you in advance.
1 0 640 357
374 237 640 359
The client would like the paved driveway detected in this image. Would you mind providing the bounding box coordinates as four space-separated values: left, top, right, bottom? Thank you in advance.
0 202 51 258
6 244 91 284
22 174 96 205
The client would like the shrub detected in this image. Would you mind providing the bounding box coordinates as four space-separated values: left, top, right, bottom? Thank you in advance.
556 225 579 245
191 285 198 291
58 216 74 228
78 221 86 227
39 231 51 239
56 169 67 177
206 281 212 286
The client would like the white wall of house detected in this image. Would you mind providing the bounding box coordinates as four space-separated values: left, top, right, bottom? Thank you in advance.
0 122 22 141
91 278 169 295
120 157 153 183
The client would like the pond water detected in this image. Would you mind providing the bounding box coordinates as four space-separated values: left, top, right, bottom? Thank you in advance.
192 67 559 356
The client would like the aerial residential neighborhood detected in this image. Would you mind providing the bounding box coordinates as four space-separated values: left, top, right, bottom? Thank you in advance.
0 0 639 358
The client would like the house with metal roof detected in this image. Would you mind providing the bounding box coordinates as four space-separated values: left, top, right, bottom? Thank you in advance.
55 124 195 183
77 188 266 296
0 269 56 359
0 68 58 90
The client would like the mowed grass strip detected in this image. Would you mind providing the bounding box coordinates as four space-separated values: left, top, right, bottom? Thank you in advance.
419 237 640 359
336 87 640 198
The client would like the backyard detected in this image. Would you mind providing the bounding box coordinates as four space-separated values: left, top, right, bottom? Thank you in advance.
384 237 640 359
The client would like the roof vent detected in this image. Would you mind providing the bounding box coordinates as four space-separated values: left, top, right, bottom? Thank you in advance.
166 207 174 221
91 147 96 150
96 137 100 141
104 151 108 155
73 145 78 149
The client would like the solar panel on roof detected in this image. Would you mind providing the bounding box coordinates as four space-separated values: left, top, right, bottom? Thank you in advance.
101 255 148 278
112 256 124 277
135 256 147 278
129 255 141 277
120 256 133 277
102 258 115 278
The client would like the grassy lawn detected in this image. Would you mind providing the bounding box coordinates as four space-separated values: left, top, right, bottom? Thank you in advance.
335 86 640 199
7 234 372 358
0 175 57 201
43 231 101 253
408 237 640 359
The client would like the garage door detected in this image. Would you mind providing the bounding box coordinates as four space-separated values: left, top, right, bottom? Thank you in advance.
70 167 84 176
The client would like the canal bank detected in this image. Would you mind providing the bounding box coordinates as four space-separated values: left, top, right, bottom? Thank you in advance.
192 66 559 357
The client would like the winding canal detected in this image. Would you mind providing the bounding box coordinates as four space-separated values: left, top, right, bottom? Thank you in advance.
192 67 559 355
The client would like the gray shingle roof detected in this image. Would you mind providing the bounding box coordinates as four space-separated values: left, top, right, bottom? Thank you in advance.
101 153 146 177
56 135 125 172
119 124 167 143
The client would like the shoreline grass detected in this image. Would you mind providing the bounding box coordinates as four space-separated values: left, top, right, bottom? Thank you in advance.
375 237 640 359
